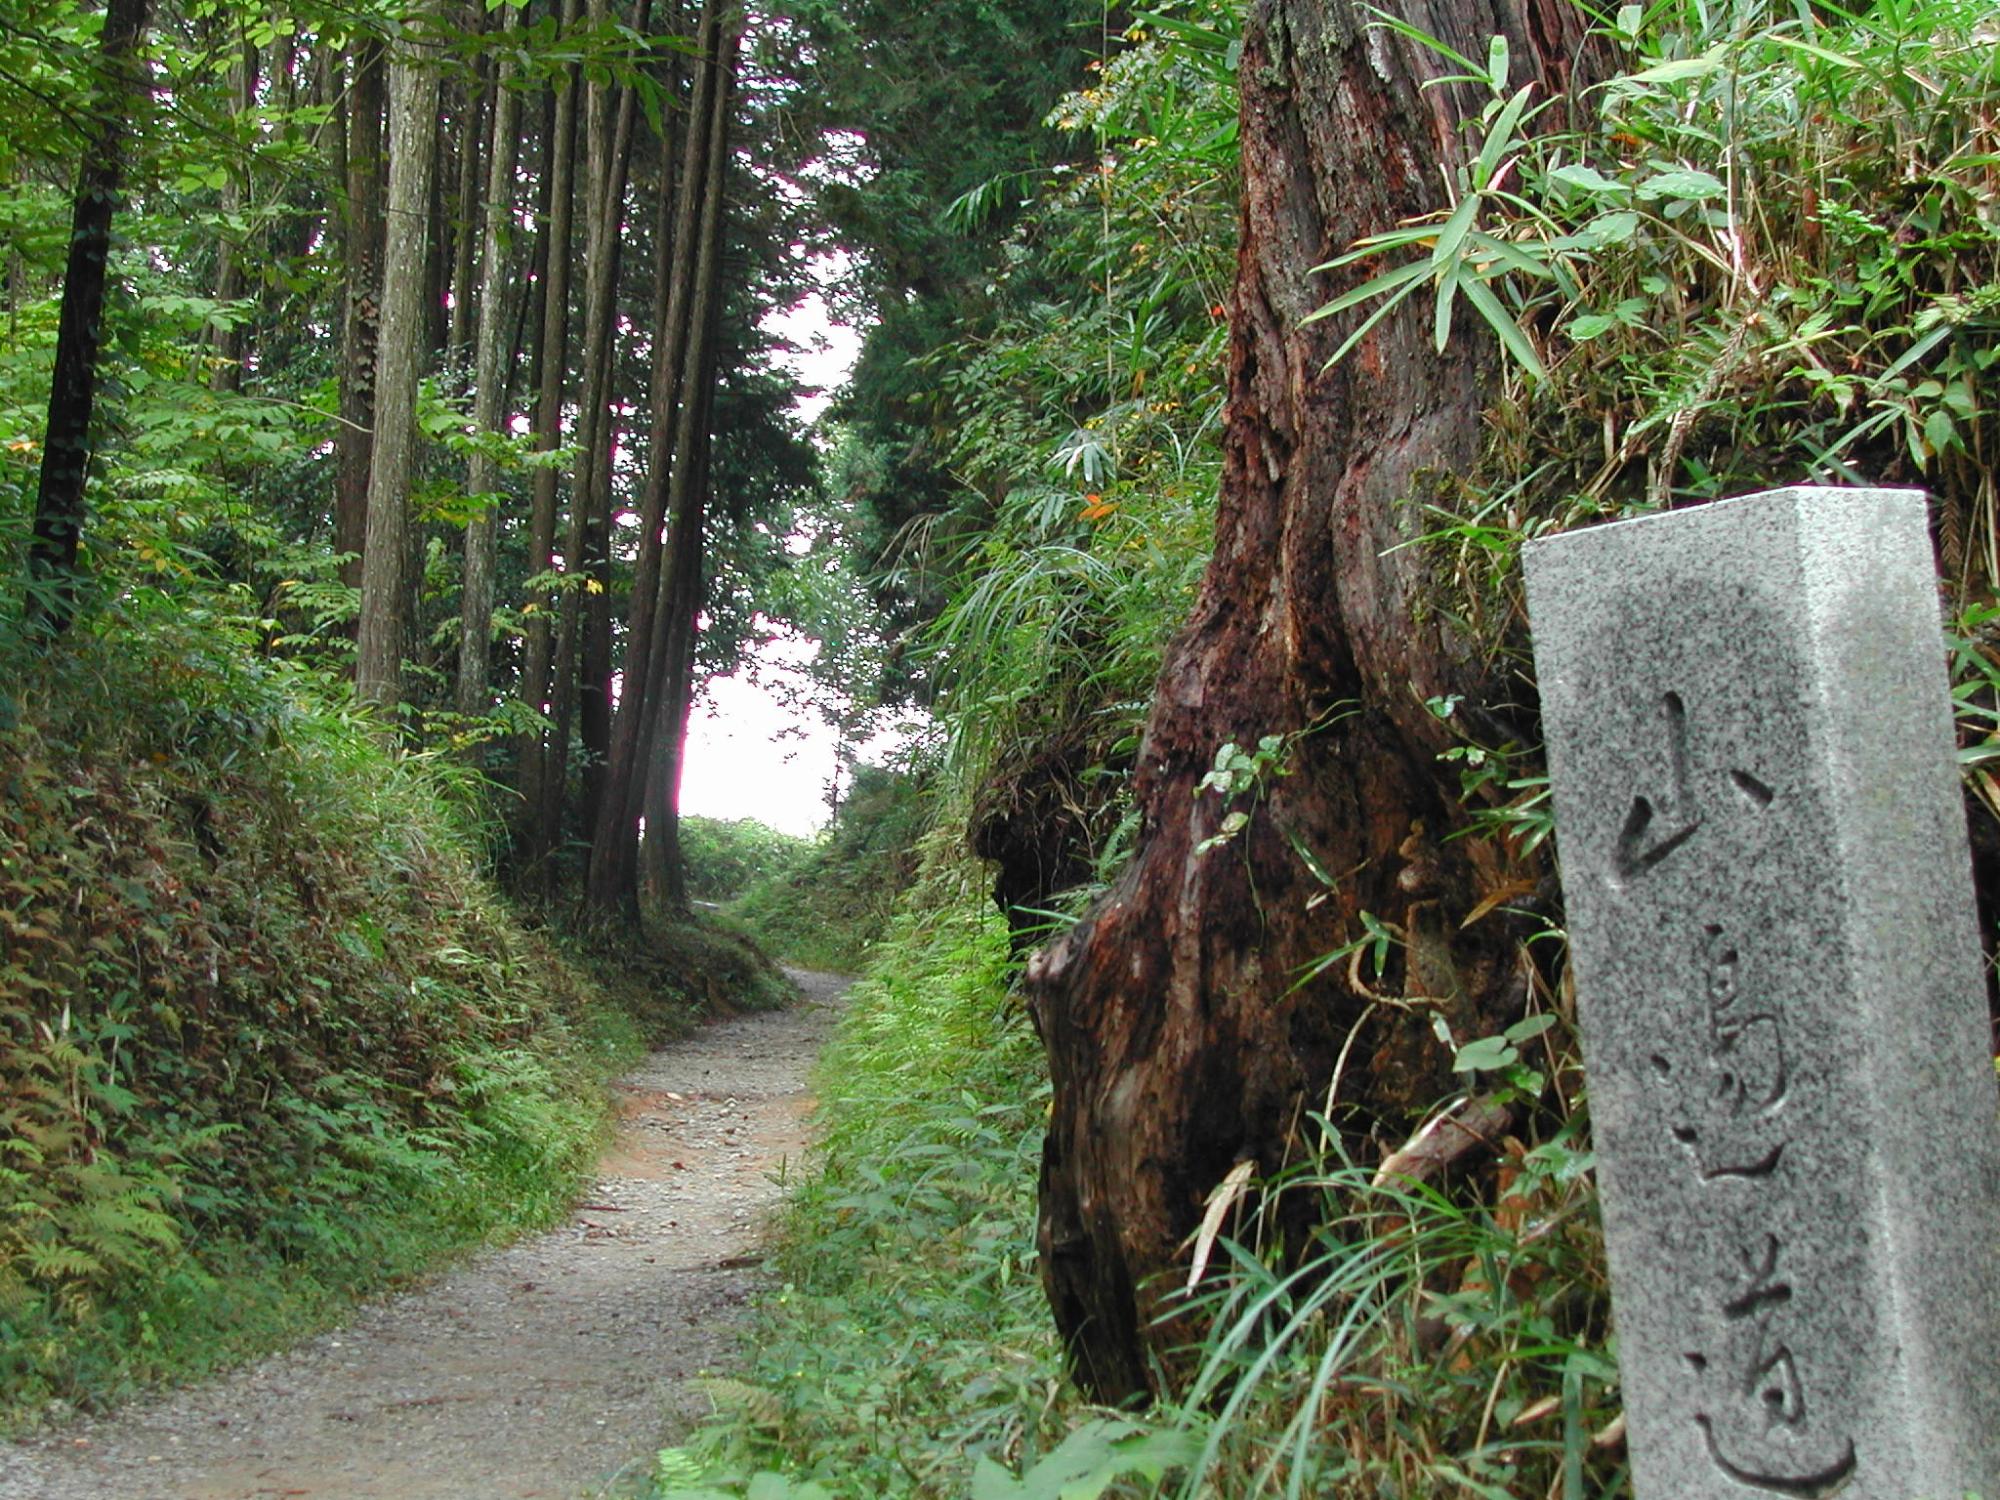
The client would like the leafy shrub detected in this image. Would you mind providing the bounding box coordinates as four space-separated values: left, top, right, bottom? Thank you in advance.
681 817 815 905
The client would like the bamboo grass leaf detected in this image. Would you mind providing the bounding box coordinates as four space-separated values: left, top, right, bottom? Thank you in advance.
1462 275 1547 381
1474 83 1537 192
1431 194 1479 271
1302 257 1431 323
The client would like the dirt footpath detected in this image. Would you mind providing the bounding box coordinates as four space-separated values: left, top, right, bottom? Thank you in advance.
0 969 848 1500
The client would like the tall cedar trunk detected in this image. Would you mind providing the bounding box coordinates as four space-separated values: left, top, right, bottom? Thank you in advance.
583 0 711 910
336 41 386 590
578 0 651 829
25 0 152 635
541 0 646 861
633 377 712 918
636 19 735 922
208 35 257 393
444 8 488 377
354 5 443 710
513 0 583 865
454 3 525 717
1023 0 1602 1403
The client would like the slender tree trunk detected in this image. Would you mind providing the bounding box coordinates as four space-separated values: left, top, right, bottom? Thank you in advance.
322 43 347 290
583 0 709 910
209 34 258 393
26 0 152 635
580 18 648 821
336 40 386 590
633 380 712 918
444 8 488 379
1022 0 1604 1403
454 5 525 717
354 4 443 710
420 116 446 362
513 0 584 867
636 17 736 921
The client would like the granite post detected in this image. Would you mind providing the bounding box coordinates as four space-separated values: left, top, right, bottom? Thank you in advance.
1523 486 2000 1500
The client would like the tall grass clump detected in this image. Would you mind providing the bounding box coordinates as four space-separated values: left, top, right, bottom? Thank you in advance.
1150 1115 1617 1499
0 601 642 1431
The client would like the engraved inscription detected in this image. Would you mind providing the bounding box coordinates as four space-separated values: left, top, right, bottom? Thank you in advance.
1646 916 1858 1492
1690 1238 1859 1497
1649 924 1789 1180
1604 683 1859 1490
1614 693 1702 883
1609 691 1774 885
1731 768 1776 808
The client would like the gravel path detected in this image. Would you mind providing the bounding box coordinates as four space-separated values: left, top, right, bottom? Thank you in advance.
0 969 849 1500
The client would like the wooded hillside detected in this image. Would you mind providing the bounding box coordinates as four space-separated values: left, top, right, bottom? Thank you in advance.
5 0 1998 1492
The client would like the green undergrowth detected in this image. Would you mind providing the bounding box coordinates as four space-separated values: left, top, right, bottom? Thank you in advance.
557 902 799 1036
650 847 1622 1500
680 816 816 906
728 765 926 973
654 848 1077 1499
0 608 651 1433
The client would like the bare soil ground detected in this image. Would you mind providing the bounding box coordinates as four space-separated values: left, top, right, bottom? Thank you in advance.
0 969 848 1500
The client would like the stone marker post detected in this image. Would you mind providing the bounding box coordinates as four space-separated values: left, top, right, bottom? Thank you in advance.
1523 487 2000 1500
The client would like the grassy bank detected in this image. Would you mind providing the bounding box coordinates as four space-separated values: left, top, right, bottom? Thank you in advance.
0 619 668 1431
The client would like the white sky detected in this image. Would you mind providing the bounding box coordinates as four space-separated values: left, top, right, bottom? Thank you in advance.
678 281 864 838
680 629 841 837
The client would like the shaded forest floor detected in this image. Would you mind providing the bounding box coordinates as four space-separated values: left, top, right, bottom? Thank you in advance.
0 971 848 1500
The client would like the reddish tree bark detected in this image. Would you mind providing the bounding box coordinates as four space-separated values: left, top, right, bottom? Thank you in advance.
1024 0 1603 1402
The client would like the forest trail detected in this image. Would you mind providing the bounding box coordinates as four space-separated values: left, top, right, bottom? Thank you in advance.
0 970 849 1500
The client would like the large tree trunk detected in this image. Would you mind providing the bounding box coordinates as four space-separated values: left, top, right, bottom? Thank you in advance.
1023 0 1602 1403
26 0 152 636
354 4 443 710
454 3 525 718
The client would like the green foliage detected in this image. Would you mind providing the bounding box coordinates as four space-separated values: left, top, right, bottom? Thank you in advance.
973 1420 1200 1500
1327 0 2000 613
679 817 815 905
654 854 1072 1499
728 765 926 972
894 0 1241 912
1307 28 1568 380
0 622 638 1429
